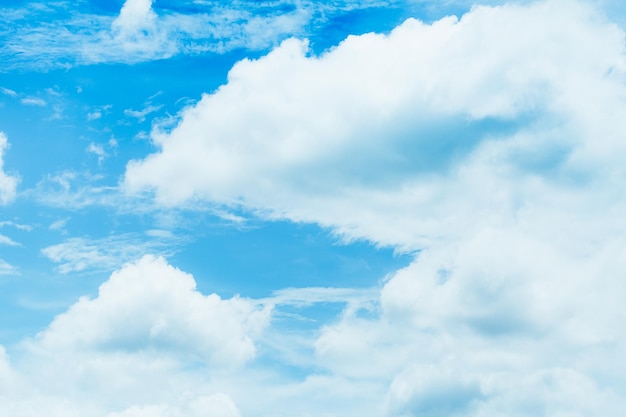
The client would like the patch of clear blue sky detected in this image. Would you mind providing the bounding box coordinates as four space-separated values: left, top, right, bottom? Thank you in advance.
0 0 480 347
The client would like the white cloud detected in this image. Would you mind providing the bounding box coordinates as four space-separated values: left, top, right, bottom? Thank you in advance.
32 170 118 209
0 87 17 97
0 256 268 417
87 111 102 121
41 233 183 274
266 286 378 314
124 104 163 122
86 142 107 164
122 1 626 415
48 217 69 231
34 255 270 365
19 96 47 106
0 0 316 69
112 0 157 37
0 132 18 205
0 220 32 231
124 0 626 247
0 233 19 246
0 258 18 275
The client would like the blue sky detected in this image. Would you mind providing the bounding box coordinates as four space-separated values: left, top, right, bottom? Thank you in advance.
2 0 626 416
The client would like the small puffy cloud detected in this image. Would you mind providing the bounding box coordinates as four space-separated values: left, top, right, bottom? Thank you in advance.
112 0 157 36
0 132 18 205
87 142 107 164
87 111 102 121
86 139 117 164
87 104 112 121
108 0 171 59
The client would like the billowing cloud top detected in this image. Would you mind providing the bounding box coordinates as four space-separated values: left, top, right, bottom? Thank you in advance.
2 256 267 416
34 255 271 367
124 0 626 248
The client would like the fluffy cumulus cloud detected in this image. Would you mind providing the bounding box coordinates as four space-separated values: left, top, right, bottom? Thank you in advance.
124 0 626 247
35 255 270 365
0 132 18 205
0 256 267 416
124 0 626 415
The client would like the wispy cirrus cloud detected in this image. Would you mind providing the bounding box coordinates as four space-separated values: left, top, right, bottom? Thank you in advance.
0 221 32 231
0 0 315 71
0 0 438 72
41 233 185 274
124 104 163 122
31 170 117 209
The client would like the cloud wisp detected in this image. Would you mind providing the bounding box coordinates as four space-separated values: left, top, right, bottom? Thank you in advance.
41 233 185 274
0 133 19 205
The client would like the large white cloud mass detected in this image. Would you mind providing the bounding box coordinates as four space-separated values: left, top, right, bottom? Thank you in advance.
123 0 626 415
125 0 626 248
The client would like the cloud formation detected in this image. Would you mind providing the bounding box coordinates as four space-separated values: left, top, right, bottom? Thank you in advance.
123 0 626 415
1 256 268 416
35 255 270 365
125 0 626 248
